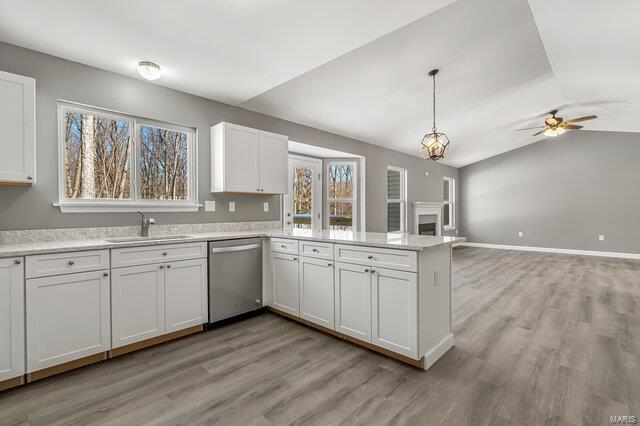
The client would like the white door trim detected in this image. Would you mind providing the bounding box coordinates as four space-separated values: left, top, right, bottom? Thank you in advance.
284 154 322 231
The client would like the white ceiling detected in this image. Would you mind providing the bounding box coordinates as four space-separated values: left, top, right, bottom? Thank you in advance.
0 0 637 167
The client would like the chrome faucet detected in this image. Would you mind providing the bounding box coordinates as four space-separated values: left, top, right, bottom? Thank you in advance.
138 211 156 237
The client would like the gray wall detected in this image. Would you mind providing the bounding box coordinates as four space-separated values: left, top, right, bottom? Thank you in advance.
459 130 640 254
0 41 458 233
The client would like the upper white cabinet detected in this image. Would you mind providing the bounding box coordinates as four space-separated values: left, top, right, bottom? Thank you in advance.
211 122 288 194
0 70 35 185
0 258 25 382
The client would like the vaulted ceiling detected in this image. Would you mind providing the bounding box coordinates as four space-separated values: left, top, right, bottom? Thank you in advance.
0 0 637 167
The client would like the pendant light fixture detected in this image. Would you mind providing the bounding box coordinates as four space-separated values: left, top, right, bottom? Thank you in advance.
420 69 450 161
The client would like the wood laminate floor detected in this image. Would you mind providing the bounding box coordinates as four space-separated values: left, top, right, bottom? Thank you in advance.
1 247 639 425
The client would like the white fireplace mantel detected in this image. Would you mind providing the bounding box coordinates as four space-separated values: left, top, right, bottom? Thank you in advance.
412 202 444 236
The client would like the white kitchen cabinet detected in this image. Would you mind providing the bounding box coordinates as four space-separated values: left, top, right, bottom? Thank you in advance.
0 258 25 382
211 122 288 194
111 263 166 348
0 70 35 185
371 267 417 358
334 262 371 342
299 256 334 329
165 258 208 333
26 270 111 372
271 252 299 315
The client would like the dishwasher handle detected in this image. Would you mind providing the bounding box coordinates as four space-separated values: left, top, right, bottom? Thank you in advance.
211 243 261 253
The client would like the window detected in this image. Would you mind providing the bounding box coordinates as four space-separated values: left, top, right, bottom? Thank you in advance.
387 166 407 233
326 161 357 231
443 177 455 229
57 102 198 212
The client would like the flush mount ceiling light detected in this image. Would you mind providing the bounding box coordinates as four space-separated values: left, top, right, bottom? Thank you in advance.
137 61 162 81
420 69 450 161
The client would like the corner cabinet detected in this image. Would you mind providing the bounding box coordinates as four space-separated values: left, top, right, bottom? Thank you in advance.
210 122 288 194
0 70 36 185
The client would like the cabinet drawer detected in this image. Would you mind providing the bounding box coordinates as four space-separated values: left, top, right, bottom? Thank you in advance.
334 244 417 272
111 242 207 268
299 241 334 260
270 238 298 255
26 250 110 279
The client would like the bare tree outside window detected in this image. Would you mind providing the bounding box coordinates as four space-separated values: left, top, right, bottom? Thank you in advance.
139 125 189 200
292 167 312 228
327 163 356 230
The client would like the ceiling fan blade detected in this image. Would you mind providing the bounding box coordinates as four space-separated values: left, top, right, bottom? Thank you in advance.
532 128 547 136
561 124 584 130
565 115 597 124
514 126 545 131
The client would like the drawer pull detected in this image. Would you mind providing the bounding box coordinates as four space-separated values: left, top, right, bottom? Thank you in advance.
162 251 168 256
159 265 165 269
328 263 333 267
364 268 370 273
312 248 319 252
103 272 109 277
281 245 287 249
166 264 172 269
68 260 75 266
367 255 374 260
370 269 376 274
293 257 298 261
14 259 22 265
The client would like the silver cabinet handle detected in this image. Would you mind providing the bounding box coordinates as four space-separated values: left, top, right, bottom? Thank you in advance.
159 264 165 269
27 175 33 180
255 298 261 305
68 260 75 265
364 268 370 273
312 248 318 252
211 244 261 253
166 264 172 269
256 188 261 192
281 245 287 249
293 257 298 261
370 269 376 274
14 259 22 265
261 189 264 192
367 255 374 260
162 251 168 256
103 272 109 277
328 263 333 267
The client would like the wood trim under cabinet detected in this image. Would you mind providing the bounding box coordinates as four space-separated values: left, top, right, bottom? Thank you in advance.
0 181 32 187
267 307 423 369
109 324 203 357
26 352 108 383
0 376 25 392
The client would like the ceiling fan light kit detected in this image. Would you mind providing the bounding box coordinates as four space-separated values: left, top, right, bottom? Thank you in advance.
515 108 597 138
420 69 450 161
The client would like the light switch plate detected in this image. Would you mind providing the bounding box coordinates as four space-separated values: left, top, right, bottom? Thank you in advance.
229 201 236 212
205 200 216 212
518 231 524 237
599 235 605 241
263 202 269 212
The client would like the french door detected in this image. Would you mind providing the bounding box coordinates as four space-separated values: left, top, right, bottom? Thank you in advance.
284 156 321 231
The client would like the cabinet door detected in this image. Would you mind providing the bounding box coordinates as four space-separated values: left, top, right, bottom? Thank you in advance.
259 130 288 194
111 264 165 348
0 258 25 381
165 258 208 333
272 253 299 316
224 123 260 193
371 267 418 358
26 270 110 372
0 70 35 184
299 257 334 329
334 262 371 342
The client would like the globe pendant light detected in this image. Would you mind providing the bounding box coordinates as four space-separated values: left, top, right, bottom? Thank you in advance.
420 69 450 161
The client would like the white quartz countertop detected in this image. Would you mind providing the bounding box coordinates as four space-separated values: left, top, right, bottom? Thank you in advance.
0 228 464 258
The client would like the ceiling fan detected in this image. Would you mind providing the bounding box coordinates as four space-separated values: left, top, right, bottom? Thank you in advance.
515 109 597 137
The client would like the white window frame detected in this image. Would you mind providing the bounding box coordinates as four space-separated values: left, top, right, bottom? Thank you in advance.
55 101 200 213
325 160 358 231
386 165 407 233
443 176 456 230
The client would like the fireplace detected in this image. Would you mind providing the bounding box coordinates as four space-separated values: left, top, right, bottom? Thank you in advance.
418 222 436 236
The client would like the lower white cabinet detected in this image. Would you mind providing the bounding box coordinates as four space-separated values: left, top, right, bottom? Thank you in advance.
111 258 208 348
0 258 25 382
26 270 111 372
299 256 334 329
165 258 208 333
334 262 371 342
371 267 417 358
272 252 299 315
111 263 166 348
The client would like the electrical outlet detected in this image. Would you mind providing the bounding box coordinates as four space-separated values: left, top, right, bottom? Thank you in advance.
204 200 216 212
263 202 269 212
228 201 236 212
599 235 605 241
518 231 524 237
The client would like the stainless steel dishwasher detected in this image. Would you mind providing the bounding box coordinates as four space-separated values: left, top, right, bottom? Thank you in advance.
208 238 263 323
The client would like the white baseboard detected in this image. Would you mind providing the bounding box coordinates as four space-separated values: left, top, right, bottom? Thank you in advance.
421 333 454 371
458 242 640 260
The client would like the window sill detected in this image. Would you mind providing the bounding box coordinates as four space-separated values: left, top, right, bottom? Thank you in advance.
54 202 202 213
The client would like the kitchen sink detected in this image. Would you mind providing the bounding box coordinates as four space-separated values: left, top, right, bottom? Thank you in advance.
104 235 192 243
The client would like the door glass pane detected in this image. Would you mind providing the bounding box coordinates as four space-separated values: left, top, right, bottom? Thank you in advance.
329 202 353 231
443 203 450 226
292 166 313 229
328 164 354 199
443 179 450 202
387 169 401 200
139 125 189 200
387 202 401 232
